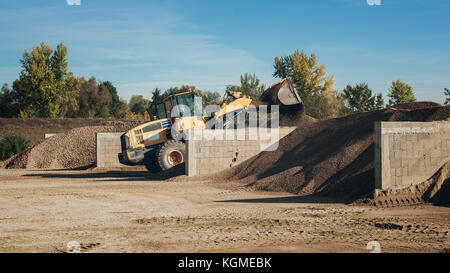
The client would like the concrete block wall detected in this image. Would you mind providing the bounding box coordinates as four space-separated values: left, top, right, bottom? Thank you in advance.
96 133 129 168
374 121 450 190
186 127 296 176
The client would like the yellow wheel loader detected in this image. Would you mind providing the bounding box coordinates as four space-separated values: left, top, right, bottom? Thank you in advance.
118 78 302 172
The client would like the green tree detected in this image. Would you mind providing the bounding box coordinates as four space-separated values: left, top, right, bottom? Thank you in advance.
273 50 336 119
101 81 123 118
387 79 416 106
197 90 221 106
0 83 19 117
342 83 384 112
444 88 450 104
73 77 118 118
375 93 384 109
225 85 240 93
151 88 164 105
13 42 70 117
129 95 150 115
162 86 192 99
97 82 112 118
226 73 265 99
77 77 95 117
147 88 164 118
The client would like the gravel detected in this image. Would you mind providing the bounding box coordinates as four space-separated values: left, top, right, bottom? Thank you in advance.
4 121 144 170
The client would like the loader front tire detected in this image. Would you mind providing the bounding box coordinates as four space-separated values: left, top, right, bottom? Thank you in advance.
157 140 185 171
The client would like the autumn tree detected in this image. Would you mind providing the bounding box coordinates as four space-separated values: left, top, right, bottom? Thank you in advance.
117 100 134 119
387 79 416 106
12 42 70 117
2 42 128 119
63 74 82 117
273 50 338 119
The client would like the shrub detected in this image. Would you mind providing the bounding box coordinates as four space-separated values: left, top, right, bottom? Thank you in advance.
0 134 30 161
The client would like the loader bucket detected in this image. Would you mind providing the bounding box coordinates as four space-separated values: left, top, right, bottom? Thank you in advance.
258 78 305 126
259 78 302 106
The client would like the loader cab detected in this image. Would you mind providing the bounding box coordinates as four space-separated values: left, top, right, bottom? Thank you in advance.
155 91 201 119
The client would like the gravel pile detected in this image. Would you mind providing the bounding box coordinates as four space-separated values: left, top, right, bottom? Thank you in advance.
4 121 144 169
360 160 450 206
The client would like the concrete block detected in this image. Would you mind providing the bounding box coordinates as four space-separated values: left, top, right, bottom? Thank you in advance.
186 127 296 176
375 121 450 190
96 133 132 168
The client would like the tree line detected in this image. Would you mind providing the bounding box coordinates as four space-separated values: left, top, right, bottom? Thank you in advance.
1 43 449 120
272 50 429 118
0 42 225 119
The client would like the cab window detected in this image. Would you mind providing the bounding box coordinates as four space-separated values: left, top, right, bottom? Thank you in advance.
156 103 167 119
176 93 195 115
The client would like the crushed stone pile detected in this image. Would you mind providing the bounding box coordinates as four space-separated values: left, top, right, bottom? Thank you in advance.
3 121 144 170
358 160 450 207
217 102 450 203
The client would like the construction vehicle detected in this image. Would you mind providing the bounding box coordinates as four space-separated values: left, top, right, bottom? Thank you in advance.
118 78 302 172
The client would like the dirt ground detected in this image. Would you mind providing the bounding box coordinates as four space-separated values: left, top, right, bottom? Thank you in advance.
0 169 448 253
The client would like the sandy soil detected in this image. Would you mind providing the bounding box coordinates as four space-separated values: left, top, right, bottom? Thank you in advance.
0 169 448 253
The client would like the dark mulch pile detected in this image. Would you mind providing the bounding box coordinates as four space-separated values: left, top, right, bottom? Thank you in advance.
217 103 450 203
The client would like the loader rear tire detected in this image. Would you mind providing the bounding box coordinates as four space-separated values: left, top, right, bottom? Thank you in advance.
157 140 185 171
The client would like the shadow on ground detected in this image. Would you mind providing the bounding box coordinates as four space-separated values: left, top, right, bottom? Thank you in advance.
23 163 186 181
24 170 150 179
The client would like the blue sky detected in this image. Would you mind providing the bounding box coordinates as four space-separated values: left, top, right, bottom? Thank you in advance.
0 0 449 103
